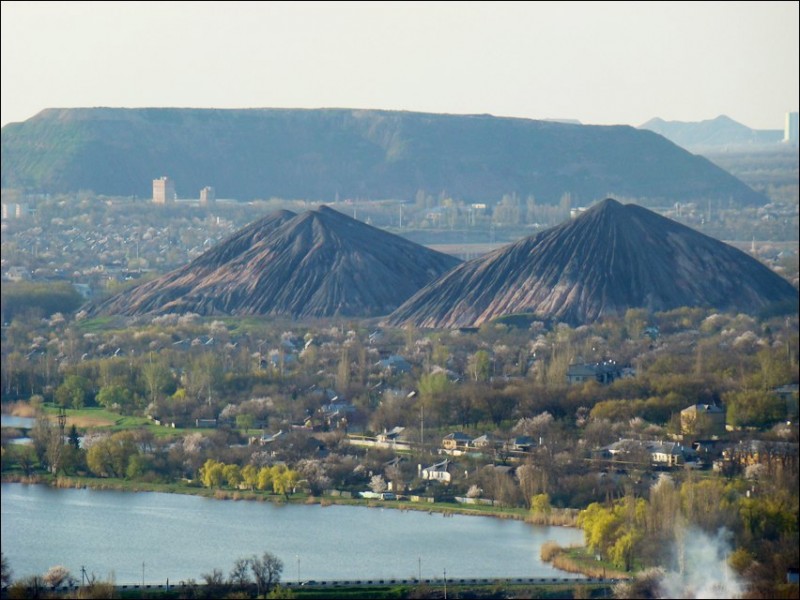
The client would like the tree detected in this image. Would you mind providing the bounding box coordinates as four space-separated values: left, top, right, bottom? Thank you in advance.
223 464 243 489
530 493 552 519
8 574 46 599
54 375 92 409
1 551 11 588
242 464 260 490
29 414 62 474
43 565 75 589
369 474 387 494
96 385 134 413
200 459 225 488
337 347 350 391
229 557 251 590
68 424 81 450
141 355 172 405
201 568 228 598
418 372 452 401
725 389 786 429
85 432 139 478
468 350 491 382
236 413 255 433
272 466 298 499
257 466 274 491
250 551 283 597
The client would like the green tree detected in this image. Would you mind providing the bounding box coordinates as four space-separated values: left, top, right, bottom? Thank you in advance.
68 424 81 449
141 355 172 405
236 413 255 433
242 464 260 490
54 375 92 409
725 389 786 429
125 454 151 480
96 385 134 413
257 466 274 491
86 432 139 478
530 493 552 519
272 466 298 499
468 350 491 382
223 464 243 489
200 459 226 488
418 372 452 401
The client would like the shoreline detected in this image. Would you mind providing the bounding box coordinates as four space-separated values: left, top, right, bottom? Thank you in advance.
2 477 608 583
1 472 579 527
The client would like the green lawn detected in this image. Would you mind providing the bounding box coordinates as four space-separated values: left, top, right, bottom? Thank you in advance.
41 405 167 435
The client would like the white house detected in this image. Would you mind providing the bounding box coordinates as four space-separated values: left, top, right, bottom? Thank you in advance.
420 460 452 483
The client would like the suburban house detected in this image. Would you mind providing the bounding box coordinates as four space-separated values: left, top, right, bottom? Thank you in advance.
567 361 628 384
505 435 536 453
648 441 690 467
472 434 500 450
597 439 692 467
680 403 727 437
377 426 406 444
442 432 472 452
254 430 285 445
377 355 412 374
420 459 453 483
320 397 356 420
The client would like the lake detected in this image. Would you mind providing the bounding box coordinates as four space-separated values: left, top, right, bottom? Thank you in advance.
1 483 584 585
0 415 36 429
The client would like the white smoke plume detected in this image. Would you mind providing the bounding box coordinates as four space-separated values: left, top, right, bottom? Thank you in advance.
658 527 744 599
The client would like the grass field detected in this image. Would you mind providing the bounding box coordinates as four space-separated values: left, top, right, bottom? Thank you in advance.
41 405 155 432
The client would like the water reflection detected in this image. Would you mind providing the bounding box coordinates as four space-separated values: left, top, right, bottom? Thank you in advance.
1 483 585 585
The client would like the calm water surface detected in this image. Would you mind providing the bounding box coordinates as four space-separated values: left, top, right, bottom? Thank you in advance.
1 483 584 585
0 415 36 429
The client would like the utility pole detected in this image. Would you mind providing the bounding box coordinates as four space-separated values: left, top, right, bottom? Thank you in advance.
142 561 145 587
444 568 447 600
420 403 424 448
57 407 67 438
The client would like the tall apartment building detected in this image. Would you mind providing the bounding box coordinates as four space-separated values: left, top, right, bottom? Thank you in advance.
152 176 176 204
199 186 216 205
1 203 30 220
785 112 799 144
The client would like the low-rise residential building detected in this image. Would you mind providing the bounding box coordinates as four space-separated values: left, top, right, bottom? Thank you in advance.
420 459 453 483
567 361 630 384
680 403 726 437
442 432 471 451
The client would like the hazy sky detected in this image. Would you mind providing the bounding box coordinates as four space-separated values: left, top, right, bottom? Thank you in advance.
2 1 798 130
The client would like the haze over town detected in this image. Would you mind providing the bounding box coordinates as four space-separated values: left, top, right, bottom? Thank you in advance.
1 2 799 599
1 1 798 130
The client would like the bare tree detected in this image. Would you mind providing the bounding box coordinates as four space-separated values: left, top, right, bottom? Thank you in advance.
1 551 12 588
228 557 251 590
250 551 283 596
201 568 227 598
